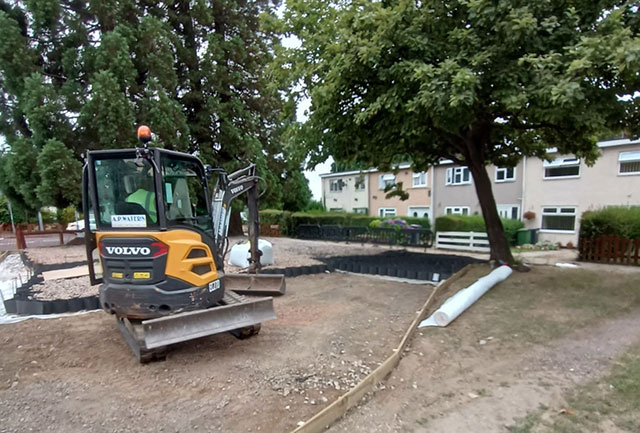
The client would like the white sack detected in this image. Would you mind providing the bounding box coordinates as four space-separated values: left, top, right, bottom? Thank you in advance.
228 239 274 268
419 265 513 328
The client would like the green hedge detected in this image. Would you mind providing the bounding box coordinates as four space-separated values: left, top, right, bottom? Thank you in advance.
259 210 431 236
580 207 640 239
435 215 524 245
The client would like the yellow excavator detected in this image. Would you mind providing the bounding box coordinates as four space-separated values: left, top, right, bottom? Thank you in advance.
82 126 285 362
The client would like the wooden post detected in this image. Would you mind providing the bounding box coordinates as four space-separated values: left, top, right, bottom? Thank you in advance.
59 230 64 246
16 227 26 250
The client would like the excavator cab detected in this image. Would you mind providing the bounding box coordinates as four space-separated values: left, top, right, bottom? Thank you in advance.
82 127 284 362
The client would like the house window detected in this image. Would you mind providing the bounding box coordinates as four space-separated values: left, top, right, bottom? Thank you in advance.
445 206 470 216
355 176 366 190
352 207 368 214
495 166 516 182
497 204 520 220
412 171 427 187
541 207 577 231
378 174 396 190
329 179 343 192
378 207 396 217
445 167 471 185
619 151 640 175
407 206 431 219
329 207 344 212
543 157 580 178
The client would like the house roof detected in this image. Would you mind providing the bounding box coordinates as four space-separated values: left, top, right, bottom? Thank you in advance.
318 163 412 178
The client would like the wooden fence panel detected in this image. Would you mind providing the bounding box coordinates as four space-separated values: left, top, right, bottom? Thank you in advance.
580 235 640 266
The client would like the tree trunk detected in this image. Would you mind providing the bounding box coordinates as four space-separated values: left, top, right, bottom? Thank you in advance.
228 209 244 237
466 157 515 264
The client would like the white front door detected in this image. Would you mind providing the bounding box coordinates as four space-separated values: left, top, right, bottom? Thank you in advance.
407 206 431 219
497 204 520 220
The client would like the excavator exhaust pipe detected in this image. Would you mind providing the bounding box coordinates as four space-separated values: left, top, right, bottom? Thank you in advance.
224 273 286 296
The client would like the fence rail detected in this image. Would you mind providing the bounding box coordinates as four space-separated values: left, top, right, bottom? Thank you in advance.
435 231 490 253
580 235 640 266
296 224 433 248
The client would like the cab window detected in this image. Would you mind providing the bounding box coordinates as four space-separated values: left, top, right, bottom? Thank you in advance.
161 156 212 234
94 157 158 228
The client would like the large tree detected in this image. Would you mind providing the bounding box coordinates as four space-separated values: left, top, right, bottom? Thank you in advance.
0 0 310 213
281 0 640 262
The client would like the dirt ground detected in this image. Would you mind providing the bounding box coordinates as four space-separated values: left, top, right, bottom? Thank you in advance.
329 265 640 433
21 237 424 299
0 272 433 433
24 236 437 268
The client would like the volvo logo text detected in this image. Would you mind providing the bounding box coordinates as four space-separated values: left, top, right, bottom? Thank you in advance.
105 246 151 256
230 185 244 194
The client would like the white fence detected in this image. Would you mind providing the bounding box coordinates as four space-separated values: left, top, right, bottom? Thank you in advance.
435 231 490 253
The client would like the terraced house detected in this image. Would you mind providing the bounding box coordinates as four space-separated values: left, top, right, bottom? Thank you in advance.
319 170 370 214
431 160 525 221
321 137 640 245
320 164 432 220
368 164 432 220
522 137 640 245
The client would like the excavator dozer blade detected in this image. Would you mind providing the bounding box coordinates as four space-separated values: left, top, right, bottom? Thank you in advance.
141 296 276 349
224 273 286 296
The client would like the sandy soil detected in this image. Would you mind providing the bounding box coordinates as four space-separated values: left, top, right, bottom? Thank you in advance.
0 272 433 433
328 265 640 433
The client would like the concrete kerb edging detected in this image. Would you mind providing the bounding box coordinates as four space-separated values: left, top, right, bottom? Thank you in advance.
289 264 473 433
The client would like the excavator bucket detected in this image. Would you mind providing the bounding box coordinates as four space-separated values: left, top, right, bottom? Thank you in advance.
117 292 276 362
224 273 286 296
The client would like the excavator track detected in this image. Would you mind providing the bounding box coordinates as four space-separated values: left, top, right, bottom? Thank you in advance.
116 290 275 363
221 291 262 339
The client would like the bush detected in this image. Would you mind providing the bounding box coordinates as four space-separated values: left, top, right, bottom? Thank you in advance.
435 215 524 245
58 206 78 225
403 217 431 229
259 209 293 235
580 207 640 239
259 210 432 237
40 208 57 224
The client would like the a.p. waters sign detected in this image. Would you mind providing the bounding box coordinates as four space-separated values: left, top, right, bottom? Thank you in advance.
111 214 147 228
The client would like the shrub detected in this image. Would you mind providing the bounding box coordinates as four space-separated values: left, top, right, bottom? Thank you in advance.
40 208 57 224
368 219 381 228
580 207 640 239
259 210 432 237
402 216 431 229
381 218 408 230
58 206 78 225
435 215 524 245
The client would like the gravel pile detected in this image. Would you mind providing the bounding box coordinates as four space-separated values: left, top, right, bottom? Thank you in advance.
30 276 97 300
26 245 87 265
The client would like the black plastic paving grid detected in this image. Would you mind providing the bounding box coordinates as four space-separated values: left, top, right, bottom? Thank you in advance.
4 251 483 315
3 254 97 316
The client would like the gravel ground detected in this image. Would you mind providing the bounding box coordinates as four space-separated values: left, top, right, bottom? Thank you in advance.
0 272 433 433
30 276 97 300
26 245 87 266
25 237 413 268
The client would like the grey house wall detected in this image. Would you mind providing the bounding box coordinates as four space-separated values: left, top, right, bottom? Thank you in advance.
432 161 524 219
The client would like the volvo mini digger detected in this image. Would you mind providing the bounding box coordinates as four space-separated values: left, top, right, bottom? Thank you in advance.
82 126 285 362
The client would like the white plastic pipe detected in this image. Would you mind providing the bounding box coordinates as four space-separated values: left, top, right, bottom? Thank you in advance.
419 265 513 328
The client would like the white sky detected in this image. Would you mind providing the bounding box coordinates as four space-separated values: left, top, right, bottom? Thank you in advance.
281 32 333 201
296 97 333 201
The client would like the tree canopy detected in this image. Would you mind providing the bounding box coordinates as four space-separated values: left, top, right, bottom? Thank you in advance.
0 0 310 214
280 0 640 261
